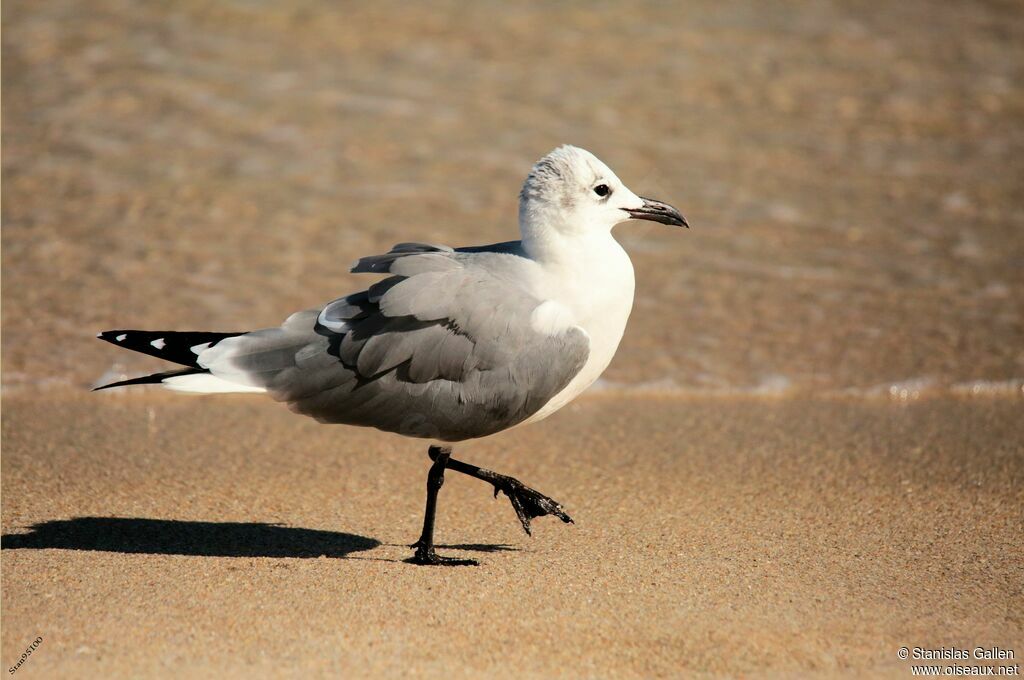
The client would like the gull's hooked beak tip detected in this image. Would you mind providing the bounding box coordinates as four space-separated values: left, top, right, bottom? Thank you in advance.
626 197 688 228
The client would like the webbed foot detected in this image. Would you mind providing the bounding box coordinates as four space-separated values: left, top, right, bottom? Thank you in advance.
490 475 574 535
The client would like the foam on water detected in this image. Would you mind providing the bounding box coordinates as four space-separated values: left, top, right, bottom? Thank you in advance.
950 379 1024 397
832 377 1024 401
586 375 1023 401
587 374 795 398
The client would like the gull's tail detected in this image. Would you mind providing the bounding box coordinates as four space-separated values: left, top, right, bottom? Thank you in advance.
94 330 265 393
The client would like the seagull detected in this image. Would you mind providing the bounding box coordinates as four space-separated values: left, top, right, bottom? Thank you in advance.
96 145 687 565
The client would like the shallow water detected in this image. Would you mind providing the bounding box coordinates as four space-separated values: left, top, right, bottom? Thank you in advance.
3 0 1022 399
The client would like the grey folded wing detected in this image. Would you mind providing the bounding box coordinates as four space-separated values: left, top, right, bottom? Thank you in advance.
199 243 590 441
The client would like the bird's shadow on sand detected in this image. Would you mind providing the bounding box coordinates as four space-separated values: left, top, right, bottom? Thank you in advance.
1 517 520 561
435 543 519 553
1 517 381 559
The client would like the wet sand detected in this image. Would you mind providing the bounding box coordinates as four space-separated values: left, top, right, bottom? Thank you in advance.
2 393 1022 677
3 0 1022 394
3 0 1024 677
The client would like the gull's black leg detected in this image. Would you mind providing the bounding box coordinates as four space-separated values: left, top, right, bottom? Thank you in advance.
430 448 574 536
408 445 478 566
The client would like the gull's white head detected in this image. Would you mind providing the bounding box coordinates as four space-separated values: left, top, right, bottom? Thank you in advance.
518 145 687 239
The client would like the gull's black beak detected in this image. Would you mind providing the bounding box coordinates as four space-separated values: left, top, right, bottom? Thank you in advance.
626 197 689 228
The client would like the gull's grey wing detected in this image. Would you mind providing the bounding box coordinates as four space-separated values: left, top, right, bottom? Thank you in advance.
198 243 590 441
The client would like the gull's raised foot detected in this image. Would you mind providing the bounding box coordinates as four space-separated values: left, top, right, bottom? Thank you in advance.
490 476 574 535
407 543 478 567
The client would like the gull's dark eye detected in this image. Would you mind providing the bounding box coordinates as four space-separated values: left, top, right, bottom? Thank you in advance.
593 184 610 197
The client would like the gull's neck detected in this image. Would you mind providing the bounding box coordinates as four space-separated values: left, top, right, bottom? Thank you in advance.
519 212 620 274
518 212 635 315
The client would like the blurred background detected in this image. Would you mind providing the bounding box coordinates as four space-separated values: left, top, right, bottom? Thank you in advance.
3 0 1023 397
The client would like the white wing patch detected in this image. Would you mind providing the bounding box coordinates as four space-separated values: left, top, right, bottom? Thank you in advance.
162 374 267 394
190 342 211 355
316 308 349 333
150 338 166 350
194 336 262 387
529 300 575 336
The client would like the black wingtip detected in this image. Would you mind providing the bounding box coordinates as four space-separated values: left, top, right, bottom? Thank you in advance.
96 330 134 347
94 329 243 368
93 368 205 391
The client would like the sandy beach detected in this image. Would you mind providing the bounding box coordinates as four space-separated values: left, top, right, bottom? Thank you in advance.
3 0 1023 677
3 392 1022 677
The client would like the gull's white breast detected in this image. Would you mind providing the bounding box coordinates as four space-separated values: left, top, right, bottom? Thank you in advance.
523 234 635 424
